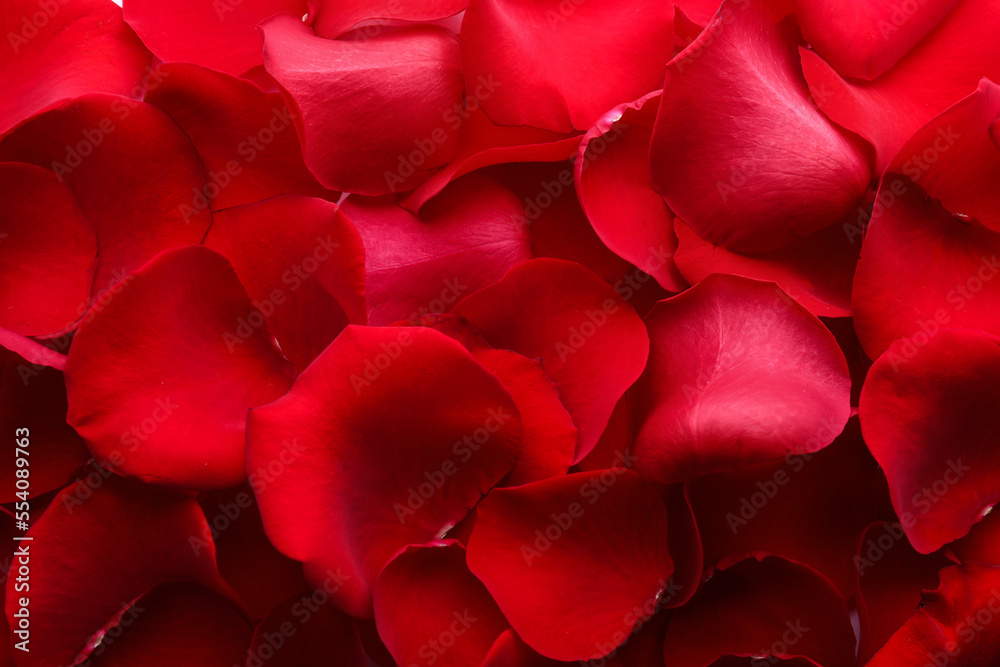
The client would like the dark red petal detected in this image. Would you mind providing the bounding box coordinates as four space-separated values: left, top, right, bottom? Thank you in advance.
687 419 886 597
852 187 1000 361
123 0 306 76
867 564 1000 666
453 259 649 462
261 14 463 195
632 274 851 485
661 484 704 610
859 329 1000 553
673 216 859 318
651 1 872 253
481 630 569 667
575 92 686 292
854 522 952 662
460 0 674 132
86 582 252 667
466 470 672 661
0 0 151 136
800 0 1000 172
204 195 366 371
145 63 332 212
65 245 295 490
0 94 212 301
3 476 232 667
246 593 366 667
308 0 467 38
0 348 89 503
575 395 631 472
246 325 523 618
949 508 1000 566
664 555 855 667
401 109 581 213
342 173 531 326
0 162 96 336
794 0 959 80
374 542 509 667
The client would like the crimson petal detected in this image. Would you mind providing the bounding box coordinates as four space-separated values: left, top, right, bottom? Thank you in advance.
245 593 366 667
308 0 467 38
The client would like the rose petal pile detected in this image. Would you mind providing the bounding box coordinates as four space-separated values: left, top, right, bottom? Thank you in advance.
2 0 999 664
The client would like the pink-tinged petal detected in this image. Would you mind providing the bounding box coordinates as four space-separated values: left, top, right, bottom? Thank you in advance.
794 0 960 80
3 476 232 667
65 246 295 490
460 0 675 132
854 522 952 662
800 0 1000 173
123 0 305 76
0 162 96 336
0 326 67 371
308 0 467 38
197 485 309 620
261 14 463 195
204 195 366 371
651 0 873 253
374 542 509 667
0 347 89 503
663 555 856 667
859 329 1000 553
246 593 366 667
674 216 859 318
246 325 523 618
632 274 851 485
0 94 212 301
0 0 151 137
867 564 1000 666
466 470 672 661
687 419 886 596
401 109 581 213
852 188 1000 361
85 582 252 667
576 91 686 293
453 259 649 462
342 173 531 326
145 63 333 212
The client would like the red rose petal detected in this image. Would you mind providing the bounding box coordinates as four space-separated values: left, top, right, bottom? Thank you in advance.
575 91 686 292
466 470 672 661
453 258 649 462
0 0 151 137
3 476 232 667
651 0 872 253
866 564 1000 666
374 542 509 667
308 0 467 38
246 325 523 618
663 555 856 667
460 0 674 132
65 245 295 490
123 0 306 76
261 14 464 195
800 0 1000 172
859 329 1000 553
793 0 960 80
86 582 252 667
145 63 332 212
481 630 570 667
0 94 212 301
0 326 67 371
246 593 366 667
950 508 1000 566
342 173 531 326
0 162 96 336
632 274 851 484
661 484 704 610
204 195 366 371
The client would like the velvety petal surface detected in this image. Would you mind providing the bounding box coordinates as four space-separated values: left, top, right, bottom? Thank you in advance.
308 0 467 38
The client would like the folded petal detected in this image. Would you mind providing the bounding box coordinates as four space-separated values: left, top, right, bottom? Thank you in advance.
632 274 851 484
859 329 1000 553
65 245 295 490
308 0 467 38
650 0 873 253
262 14 463 195
460 0 674 132
246 592 366 666
467 470 672 661
453 259 649 462
246 325 523 618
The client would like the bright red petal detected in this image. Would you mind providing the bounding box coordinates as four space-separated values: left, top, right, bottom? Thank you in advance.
308 0 467 38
